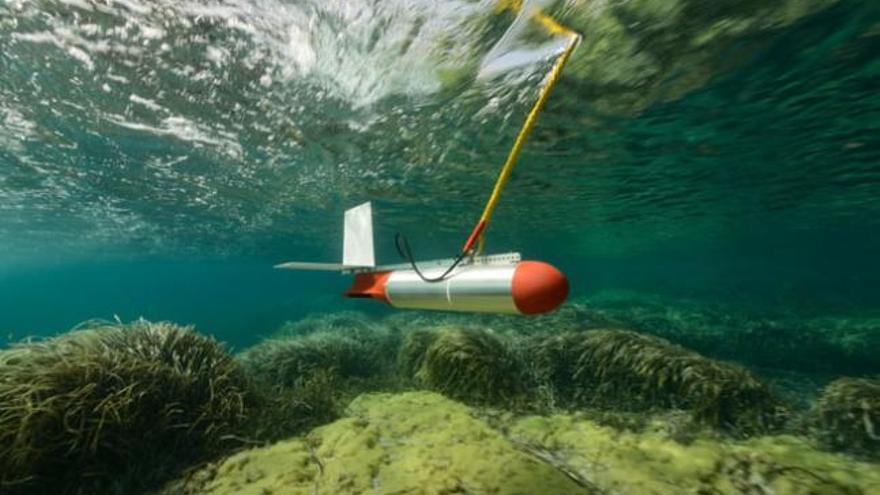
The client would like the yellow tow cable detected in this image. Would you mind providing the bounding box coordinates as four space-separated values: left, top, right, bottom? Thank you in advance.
462 9 581 256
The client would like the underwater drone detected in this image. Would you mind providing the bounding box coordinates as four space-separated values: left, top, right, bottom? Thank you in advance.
276 8 580 316
275 202 569 315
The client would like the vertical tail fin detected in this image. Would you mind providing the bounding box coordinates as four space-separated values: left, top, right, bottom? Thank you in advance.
343 202 375 268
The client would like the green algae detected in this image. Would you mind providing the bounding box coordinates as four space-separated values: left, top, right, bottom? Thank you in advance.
328 312 796 429
414 327 523 406
570 329 790 434
523 331 585 402
239 334 381 388
510 412 880 494
161 391 880 495
272 311 389 341
385 303 599 338
237 313 409 442
520 327 790 433
389 292 879 378
5 309 873 494
396 327 438 377
161 392 593 495
244 369 340 444
811 377 880 459
239 312 401 395
579 290 880 376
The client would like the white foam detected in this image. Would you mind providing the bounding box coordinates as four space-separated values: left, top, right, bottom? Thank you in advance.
0 106 36 152
129 94 164 112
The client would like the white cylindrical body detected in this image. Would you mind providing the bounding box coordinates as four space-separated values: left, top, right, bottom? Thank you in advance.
385 265 519 314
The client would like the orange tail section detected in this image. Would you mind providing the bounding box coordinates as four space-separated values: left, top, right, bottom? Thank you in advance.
345 271 391 303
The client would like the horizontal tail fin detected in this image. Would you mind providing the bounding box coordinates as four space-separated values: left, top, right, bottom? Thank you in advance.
274 262 346 271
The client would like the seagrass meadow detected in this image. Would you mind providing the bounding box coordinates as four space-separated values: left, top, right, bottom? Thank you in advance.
1 304 878 494
1 0 879 493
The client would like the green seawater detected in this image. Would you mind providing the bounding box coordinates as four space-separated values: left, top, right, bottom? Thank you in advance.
0 0 877 348
0 0 878 493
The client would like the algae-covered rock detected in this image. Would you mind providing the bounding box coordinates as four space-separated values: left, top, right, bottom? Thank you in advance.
571 329 789 433
416 327 522 405
161 392 595 495
811 377 880 458
163 391 880 495
0 321 256 494
509 413 880 495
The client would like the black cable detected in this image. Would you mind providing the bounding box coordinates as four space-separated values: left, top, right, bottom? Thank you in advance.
394 232 469 283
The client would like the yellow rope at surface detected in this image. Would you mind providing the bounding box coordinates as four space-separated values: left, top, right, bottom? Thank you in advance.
463 9 581 255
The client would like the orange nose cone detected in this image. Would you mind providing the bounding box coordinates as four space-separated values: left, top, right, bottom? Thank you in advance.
511 261 569 315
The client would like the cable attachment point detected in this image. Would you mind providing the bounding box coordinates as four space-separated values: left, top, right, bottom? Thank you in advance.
395 233 469 283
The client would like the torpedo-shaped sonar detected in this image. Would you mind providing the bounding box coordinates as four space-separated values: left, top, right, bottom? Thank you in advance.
275 202 569 315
